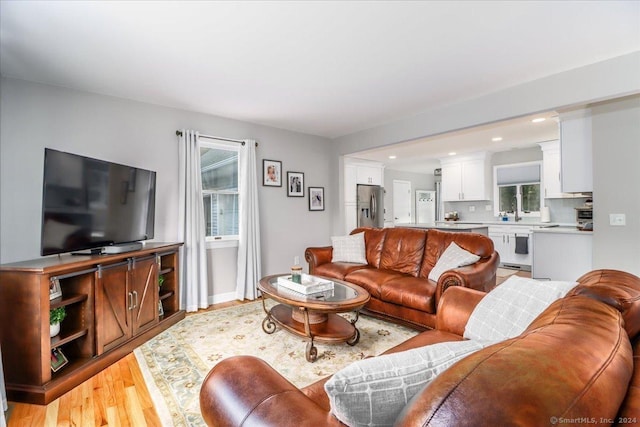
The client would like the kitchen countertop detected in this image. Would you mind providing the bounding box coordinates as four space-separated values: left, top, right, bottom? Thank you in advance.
402 223 489 231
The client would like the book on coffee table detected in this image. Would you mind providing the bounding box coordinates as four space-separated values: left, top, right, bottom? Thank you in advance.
277 274 334 295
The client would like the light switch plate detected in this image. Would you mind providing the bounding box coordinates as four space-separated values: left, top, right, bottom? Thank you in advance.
485 204 492 211
609 213 626 226
469 205 475 212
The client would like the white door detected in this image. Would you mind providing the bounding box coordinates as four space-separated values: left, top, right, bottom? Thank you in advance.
393 180 412 224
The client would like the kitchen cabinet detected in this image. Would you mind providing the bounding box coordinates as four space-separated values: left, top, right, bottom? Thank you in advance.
441 153 491 201
532 230 592 280
0 243 184 404
356 164 383 185
489 225 532 269
539 140 582 199
559 109 593 193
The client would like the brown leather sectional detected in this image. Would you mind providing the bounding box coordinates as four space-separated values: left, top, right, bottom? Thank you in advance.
305 227 499 329
200 269 640 426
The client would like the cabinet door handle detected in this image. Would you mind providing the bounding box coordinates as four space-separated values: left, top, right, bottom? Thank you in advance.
128 292 134 310
132 290 138 309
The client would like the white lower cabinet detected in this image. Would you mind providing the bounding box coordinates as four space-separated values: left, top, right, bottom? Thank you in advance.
489 226 532 269
532 231 592 281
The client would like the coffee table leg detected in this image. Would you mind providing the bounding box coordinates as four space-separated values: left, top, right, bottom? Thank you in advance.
260 294 277 334
301 308 318 362
347 310 361 346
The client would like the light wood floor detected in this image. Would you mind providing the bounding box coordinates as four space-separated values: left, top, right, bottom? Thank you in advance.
5 272 529 427
6 300 245 427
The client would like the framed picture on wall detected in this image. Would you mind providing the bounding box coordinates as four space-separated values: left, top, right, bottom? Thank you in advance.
287 172 304 197
308 187 325 211
263 159 282 187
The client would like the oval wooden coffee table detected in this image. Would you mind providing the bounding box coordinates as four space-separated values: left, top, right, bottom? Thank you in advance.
258 274 370 362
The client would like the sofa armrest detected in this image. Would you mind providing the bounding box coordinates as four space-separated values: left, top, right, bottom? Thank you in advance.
435 286 486 336
200 355 341 427
435 251 499 300
305 246 333 275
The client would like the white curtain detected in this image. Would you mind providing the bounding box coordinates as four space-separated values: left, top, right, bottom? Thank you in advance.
178 129 209 312
236 139 261 300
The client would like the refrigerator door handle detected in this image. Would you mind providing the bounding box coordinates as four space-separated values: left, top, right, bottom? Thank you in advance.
371 192 376 220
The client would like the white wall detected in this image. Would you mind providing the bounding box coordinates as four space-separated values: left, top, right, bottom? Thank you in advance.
592 96 640 275
0 77 334 297
384 169 434 224
330 53 640 273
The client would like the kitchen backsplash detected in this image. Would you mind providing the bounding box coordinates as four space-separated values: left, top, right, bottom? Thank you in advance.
444 197 589 224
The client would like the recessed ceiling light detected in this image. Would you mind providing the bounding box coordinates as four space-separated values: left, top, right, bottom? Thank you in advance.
448 152 456 156
492 137 503 142
388 155 397 159
532 117 546 123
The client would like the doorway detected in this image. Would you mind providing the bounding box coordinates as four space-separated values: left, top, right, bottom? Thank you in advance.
392 180 412 224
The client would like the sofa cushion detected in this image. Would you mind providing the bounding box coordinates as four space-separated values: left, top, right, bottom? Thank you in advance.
380 276 437 313
464 275 576 342
428 242 480 282
379 228 427 276
314 262 370 281
331 232 367 264
569 269 640 338
345 268 403 299
351 227 387 268
419 229 494 278
324 340 485 427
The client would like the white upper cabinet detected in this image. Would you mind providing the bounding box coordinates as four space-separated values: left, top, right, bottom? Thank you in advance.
440 152 491 201
539 140 583 199
559 109 593 193
356 164 383 186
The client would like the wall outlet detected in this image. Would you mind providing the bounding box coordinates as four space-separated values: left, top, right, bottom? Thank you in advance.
609 213 626 226
485 204 492 211
469 205 475 212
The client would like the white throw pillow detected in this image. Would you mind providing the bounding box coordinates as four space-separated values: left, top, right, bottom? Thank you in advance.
464 275 577 342
324 340 485 427
331 232 367 264
428 242 481 282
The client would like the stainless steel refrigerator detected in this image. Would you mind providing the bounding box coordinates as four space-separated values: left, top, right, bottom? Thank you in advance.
357 184 385 228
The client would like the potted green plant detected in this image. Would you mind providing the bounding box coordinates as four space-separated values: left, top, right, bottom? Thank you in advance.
50 306 67 337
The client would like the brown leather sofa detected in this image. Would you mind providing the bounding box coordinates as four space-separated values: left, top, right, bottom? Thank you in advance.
305 227 499 329
200 269 640 426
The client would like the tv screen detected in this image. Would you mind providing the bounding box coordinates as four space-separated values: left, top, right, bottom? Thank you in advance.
41 148 156 256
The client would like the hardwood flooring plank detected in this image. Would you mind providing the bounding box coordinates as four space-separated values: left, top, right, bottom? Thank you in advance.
6 300 251 427
43 400 59 427
124 387 146 427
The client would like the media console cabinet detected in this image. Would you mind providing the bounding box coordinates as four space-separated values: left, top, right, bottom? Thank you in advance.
0 242 185 404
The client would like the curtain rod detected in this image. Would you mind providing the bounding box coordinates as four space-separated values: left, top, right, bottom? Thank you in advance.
175 130 258 146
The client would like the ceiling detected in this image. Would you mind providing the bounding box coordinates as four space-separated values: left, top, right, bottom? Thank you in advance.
1 1 638 143
351 111 560 173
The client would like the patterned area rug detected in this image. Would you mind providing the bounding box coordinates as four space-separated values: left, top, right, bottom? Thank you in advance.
134 300 418 426
497 267 520 278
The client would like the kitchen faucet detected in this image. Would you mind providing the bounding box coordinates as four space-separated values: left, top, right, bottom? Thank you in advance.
513 195 521 222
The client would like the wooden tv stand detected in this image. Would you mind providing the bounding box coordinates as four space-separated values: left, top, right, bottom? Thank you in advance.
0 242 186 404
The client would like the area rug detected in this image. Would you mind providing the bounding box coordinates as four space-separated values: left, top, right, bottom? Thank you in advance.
497 267 520 278
134 300 418 427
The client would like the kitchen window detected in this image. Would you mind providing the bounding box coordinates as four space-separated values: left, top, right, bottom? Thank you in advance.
200 141 239 241
494 162 542 218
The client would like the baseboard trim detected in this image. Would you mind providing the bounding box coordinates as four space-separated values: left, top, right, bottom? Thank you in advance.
209 291 237 305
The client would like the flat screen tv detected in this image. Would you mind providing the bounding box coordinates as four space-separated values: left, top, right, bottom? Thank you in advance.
41 148 156 256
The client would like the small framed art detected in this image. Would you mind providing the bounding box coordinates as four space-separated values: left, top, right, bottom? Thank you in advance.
49 278 62 300
287 172 304 197
51 347 69 372
263 159 282 187
308 187 325 211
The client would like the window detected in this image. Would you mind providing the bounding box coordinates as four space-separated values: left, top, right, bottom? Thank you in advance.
494 162 541 217
200 141 239 240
